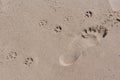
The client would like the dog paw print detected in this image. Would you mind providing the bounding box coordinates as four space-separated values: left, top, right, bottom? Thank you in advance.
85 11 93 18
101 11 120 28
81 25 108 39
6 51 17 61
102 18 120 28
24 57 34 67
39 20 47 27
54 25 62 33
64 16 73 22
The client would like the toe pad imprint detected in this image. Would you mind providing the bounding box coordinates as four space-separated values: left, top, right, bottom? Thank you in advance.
81 25 108 39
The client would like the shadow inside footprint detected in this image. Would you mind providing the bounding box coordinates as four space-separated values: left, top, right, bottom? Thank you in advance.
85 11 93 18
116 18 120 22
24 57 34 67
82 25 108 39
54 25 62 33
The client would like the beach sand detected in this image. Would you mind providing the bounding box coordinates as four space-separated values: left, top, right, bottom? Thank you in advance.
0 0 120 80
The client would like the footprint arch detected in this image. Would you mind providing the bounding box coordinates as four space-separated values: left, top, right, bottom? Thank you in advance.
59 36 84 66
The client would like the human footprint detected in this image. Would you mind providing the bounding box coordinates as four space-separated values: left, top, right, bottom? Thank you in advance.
59 25 108 66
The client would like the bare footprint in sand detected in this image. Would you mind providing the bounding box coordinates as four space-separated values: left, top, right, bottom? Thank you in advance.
59 25 108 66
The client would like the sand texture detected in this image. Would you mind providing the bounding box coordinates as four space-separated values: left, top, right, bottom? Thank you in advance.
0 0 120 80
108 0 120 11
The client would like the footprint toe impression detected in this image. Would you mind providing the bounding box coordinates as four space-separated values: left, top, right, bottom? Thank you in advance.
81 25 108 47
96 25 108 38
